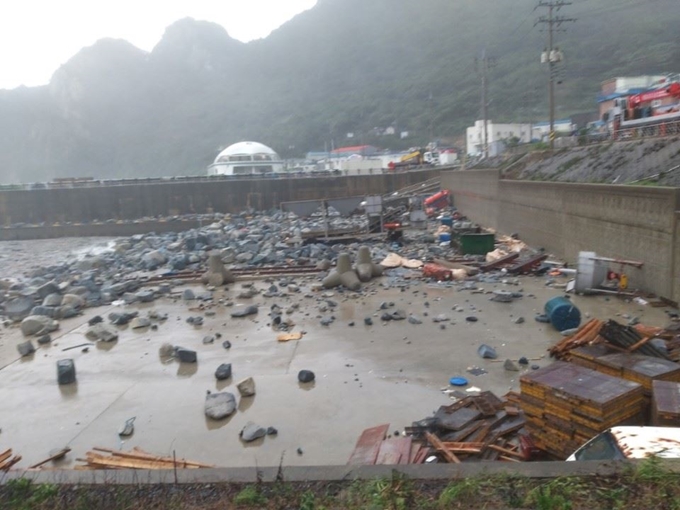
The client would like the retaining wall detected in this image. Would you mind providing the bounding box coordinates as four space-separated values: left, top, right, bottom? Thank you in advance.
442 170 680 302
0 169 440 226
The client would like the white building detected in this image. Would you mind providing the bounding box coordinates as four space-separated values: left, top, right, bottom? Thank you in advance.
466 120 532 156
531 119 575 140
207 141 284 176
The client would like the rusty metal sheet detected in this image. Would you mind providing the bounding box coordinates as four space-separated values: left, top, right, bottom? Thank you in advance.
347 424 389 465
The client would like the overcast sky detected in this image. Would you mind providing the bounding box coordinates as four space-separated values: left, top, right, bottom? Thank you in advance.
0 0 317 90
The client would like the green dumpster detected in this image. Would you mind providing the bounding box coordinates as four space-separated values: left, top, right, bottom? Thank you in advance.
460 233 495 255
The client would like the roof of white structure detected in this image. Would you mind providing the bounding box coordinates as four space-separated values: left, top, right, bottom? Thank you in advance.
213 141 281 163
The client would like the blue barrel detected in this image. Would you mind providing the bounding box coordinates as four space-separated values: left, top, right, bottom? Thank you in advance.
544 296 581 332
440 217 453 227
439 232 452 243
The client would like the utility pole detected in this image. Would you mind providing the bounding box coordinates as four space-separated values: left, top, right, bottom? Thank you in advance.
536 1 575 150
475 50 496 159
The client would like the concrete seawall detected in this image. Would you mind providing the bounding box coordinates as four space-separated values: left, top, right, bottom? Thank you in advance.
442 169 680 303
0 169 441 226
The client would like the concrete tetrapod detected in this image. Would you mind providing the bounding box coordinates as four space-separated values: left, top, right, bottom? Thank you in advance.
322 253 361 291
354 245 384 282
201 251 235 287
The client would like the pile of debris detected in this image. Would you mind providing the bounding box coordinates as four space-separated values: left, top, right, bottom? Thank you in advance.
348 391 531 465
76 447 214 470
0 449 22 471
550 319 677 361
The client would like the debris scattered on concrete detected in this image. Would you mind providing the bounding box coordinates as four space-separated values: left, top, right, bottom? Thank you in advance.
118 417 136 437
240 421 266 442
175 348 197 363
16 340 35 357
56 359 76 385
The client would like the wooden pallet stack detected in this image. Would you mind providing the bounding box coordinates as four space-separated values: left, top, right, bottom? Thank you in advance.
349 391 530 464
75 447 214 470
569 351 680 396
652 380 680 426
0 449 21 471
520 361 646 459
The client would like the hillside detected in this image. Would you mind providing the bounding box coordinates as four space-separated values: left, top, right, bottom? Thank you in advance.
0 0 679 182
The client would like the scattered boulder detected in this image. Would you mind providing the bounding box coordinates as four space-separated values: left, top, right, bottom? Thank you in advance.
477 344 498 359
4 296 35 320
240 422 266 442
202 335 215 345
182 289 196 301
222 340 232 349
176 348 197 363
408 315 423 325
298 370 315 383
21 315 59 336
215 363 232 380
109 312 137 326
503 359 520 372
17 340 36 357
204 392 236 420
37 281 60 299
85 324 119 342
231 305 258 318
62 294 86 309
130 317 151 329
42 293 63 307
236 376 256 397
57 359 76 385
37 334 52 345
158 343 175 358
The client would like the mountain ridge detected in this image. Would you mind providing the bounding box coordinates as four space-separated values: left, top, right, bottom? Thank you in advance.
0 0 679 182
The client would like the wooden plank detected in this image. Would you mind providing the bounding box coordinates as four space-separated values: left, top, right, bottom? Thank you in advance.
414 448 430 464
0 449 12 464
487 444 525 460
347 424 389 465
0 456 22 471
425 432 461 464
479 252 519 272
376 437 412 465
92 447 213 468
627 336 653 353
83 453 193 470
29 447 71 469
408 443 422 464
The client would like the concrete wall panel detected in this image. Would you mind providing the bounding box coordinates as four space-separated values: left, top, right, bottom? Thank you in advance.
442 169 680 301
0 169 440 225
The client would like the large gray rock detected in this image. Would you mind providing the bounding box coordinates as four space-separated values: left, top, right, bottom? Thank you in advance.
204 392 236 420
42 293 63 307
5 296 35 320
142 250 167 270
85 323 119 342
37 281 60 299
130 317 151 329
56 306 79 319
21 315 59 336
240 421 266 442
61 294 85 309
236 376 256 397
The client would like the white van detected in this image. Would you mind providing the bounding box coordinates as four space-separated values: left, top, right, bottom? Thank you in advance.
567 426 680 461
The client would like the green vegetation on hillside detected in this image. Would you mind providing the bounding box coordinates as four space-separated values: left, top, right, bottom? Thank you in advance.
0 0 678 182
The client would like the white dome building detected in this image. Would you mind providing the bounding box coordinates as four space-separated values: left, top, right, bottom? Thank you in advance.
207 141 284 176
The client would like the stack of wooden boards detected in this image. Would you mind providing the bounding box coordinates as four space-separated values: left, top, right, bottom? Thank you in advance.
0 449 21 471
652 380 680 426
76 447 214 470
348 391 530 465
520 361 646 459
550 319 679 362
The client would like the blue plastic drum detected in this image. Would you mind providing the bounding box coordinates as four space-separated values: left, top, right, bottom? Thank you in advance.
544 296 581 332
